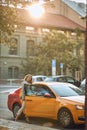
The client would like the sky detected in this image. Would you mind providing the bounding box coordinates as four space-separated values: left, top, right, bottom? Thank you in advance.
71 0 86 3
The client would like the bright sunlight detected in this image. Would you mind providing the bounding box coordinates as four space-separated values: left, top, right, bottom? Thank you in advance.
28 3 45 18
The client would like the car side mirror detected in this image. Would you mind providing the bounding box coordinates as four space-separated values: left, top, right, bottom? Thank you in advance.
44 93 51 98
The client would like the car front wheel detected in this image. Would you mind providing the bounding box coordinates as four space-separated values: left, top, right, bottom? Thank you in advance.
58 108 74 128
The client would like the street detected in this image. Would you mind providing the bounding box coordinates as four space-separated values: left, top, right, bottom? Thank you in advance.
0 108 85 130
0 86 85 130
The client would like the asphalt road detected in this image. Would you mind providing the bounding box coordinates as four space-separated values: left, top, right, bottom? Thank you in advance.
0 107 85 130
0 86 85 130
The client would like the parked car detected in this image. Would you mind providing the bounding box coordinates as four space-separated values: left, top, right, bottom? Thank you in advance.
8 82 85 128
0 75 46 87
44 75 81 87
80 79 86 93
32 75 47 82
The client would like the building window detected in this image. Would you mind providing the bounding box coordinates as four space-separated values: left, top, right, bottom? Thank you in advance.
27 40 36 56
8 67 19 78
42 28 50 33
26 26 34 31
14 67 19 78
9 38 18 55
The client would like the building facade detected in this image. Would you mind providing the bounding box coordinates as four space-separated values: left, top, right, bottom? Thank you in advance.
0 0 86 79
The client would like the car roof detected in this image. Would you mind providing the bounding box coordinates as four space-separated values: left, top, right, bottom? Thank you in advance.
46 75 73 78
33 75 47 78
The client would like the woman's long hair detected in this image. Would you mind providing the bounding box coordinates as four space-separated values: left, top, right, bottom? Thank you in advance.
24 74 32 84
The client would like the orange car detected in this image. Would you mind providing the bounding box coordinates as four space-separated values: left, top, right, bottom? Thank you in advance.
8 82 85 128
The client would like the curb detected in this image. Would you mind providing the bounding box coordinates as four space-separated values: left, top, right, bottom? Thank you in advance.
0 118 59 130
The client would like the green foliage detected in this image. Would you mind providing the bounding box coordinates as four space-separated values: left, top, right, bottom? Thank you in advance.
0 0 53 45
42 30 75 74
0 1 84 76
0 0 34 45
22 30 84 76
0 4 20 45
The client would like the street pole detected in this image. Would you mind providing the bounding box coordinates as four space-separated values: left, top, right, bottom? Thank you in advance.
52 59 56 76
85 6 87 129
60 63 64 75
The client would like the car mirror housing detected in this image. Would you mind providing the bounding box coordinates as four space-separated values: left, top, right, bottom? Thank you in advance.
44 93 51 98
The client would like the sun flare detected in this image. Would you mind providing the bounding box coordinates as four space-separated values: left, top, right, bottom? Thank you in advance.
29 4 45 18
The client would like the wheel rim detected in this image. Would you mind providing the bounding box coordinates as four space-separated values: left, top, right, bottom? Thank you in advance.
59 110 72 127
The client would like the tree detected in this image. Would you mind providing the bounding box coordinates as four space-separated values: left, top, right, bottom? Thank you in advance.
0 0 23 45
69 28 85 77
22 29 85 76
1 1 84 77
0 5 17 44
22 30 84 76
0 0 53 45
40 30 76 75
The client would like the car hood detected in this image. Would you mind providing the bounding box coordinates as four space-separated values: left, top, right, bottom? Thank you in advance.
61 95 85 104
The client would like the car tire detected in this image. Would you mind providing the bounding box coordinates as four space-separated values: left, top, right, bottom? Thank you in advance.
13 103 21 118
58 108 74 128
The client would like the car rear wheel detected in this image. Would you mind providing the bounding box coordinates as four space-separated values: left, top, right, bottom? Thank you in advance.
58 108 74 128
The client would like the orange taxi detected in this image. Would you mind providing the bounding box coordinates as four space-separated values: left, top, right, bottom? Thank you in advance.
8 82 85 128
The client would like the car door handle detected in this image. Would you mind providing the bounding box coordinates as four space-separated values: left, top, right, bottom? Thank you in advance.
26 99 32 101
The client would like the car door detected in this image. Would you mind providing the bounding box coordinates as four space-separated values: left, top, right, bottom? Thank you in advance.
24 84 57 118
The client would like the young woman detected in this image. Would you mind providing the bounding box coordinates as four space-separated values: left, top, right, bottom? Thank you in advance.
15 74 32 123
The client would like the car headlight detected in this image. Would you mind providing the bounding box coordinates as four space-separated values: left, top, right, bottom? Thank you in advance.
75 105 84 110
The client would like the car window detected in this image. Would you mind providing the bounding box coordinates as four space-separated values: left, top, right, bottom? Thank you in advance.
37 77 43 81
37 85 55 97
66 77 74 83
42 76 47 80
25 85 36 96
45 77 55 82
52 77 58 81
26 85 55 97
58 77 66 82
50 84 84 97
33 76 47 82
36 86 49 96
81 79 85 86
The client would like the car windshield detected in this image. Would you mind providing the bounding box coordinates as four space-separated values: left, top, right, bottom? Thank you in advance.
50 83 84 97
33 76 47 82
81 79 86 85
45 77 55 81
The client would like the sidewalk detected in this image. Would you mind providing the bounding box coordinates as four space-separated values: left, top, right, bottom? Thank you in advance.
0 108 61 130
0 118 60 130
